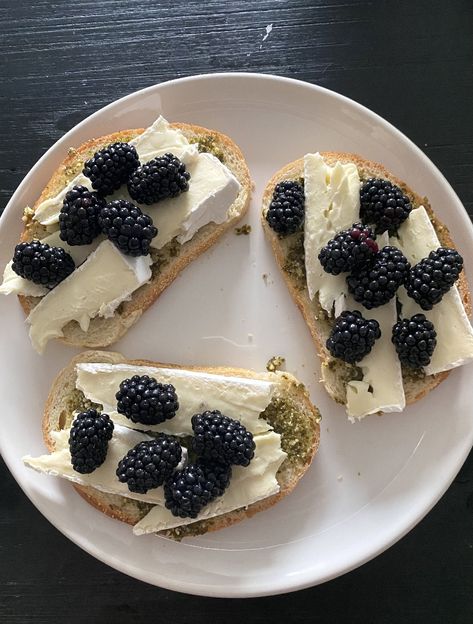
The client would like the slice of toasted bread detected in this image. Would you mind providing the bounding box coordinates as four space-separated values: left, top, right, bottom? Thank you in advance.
41 350 320 539
18 123 251 349
261 152 471 408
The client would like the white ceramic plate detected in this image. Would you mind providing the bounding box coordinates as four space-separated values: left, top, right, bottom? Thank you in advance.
1 73 472 598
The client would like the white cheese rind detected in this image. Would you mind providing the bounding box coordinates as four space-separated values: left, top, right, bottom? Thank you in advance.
130 115 194 161
149 151 241 248
133 431 287 535
0 231 103 297
345 232 406 419
303 153 360 313
34 174 92 225
392 207 473 375
109 150 241 250
75 362 276 435
0 261 48 297
37 230 104 267
27 240 152 353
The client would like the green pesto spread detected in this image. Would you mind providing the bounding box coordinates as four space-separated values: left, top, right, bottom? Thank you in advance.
190 134 225 162
282 231 306 290
266 356 285 372
259 395 315 465
150 238 182 276
235 224 252 236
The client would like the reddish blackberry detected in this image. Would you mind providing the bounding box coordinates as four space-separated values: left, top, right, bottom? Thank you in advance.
127 153 190 205
59 185 104 246
164 460 232 519
69 409 114 474
326 310 381 364
115 375 179 426
83 142 139 196
266 180 305 235
405 247 463 310
347 246 410 309
98 199 157 256
360 178 412 234
318 223 378 275
12 240 75 288
392 314 437 368
191 410 255 467
116 435 182 494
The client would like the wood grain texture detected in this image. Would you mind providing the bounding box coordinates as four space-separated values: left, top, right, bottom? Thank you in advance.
1 0 473 621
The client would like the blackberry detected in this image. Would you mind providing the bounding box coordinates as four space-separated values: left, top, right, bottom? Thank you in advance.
12 240 75 288
392 314 437 368
191 410 255 467
405 247 463 310
360 178 412 234
83 142 139 195
318 223 378 275
116 435 182 494
347 246 410 309
115 375 179 426
69 409 114 474
326 310 381 364
59 185 104 246
266 180 305 235
98 199 157 256
197 460 232 497
127 153 190 205
164 460 232 519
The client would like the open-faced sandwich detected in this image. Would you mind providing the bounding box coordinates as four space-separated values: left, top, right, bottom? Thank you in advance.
262 152 473 421
0 117 251 353
23 351 320 539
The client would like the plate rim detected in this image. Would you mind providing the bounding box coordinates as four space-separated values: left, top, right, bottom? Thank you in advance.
1 71 472 597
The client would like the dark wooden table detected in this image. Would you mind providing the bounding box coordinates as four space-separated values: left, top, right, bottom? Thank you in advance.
1 1 473 622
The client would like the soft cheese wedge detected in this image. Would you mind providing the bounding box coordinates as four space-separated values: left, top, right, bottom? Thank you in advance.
75 362 276 435
344 234 405 419
393 207 473 375
1 116 251 351
304 152 360 313
23 351 320 540
0 230 102 297
262 152 473 419
28 240 152 353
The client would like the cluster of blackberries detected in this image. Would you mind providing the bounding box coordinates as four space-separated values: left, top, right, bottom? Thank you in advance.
69 374 256 519
63 144 191 255
13 142 193 285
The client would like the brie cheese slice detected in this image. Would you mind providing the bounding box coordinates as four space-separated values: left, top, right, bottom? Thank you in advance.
0 231 103 297
344 232 406 420
75 362 276 435
304 152 360 313
27 240 151 353
392 207 473 375
23 425 169 505
34 174 93 226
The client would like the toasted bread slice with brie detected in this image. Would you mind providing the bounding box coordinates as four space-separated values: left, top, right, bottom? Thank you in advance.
261 152 473 420
1 118 251 352
23 350 320 540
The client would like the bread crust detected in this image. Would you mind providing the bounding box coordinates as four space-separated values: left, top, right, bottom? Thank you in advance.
261 152 471 408
18 123 252 348
42 350 320 538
